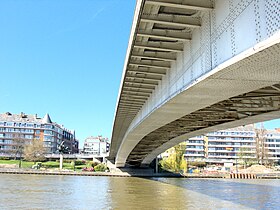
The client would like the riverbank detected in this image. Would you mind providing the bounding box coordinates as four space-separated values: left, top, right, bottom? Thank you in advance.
183 173 280 179
0 168 181 177
1 168 280 179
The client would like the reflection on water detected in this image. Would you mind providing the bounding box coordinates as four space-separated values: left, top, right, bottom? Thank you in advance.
0 174 279 210
151 178 280 210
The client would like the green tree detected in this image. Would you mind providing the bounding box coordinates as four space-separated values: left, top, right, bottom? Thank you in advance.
160 142 187 173
238 147 251 168
23 139 47 163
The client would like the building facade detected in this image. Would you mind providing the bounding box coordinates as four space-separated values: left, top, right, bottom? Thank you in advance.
185 125 280 164
83 136 110 156
0 112 78 155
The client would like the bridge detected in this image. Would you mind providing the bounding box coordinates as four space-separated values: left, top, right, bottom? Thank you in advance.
110 0 280 168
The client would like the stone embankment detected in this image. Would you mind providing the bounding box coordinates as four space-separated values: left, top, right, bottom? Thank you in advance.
182 172 280 179
0 168 180 177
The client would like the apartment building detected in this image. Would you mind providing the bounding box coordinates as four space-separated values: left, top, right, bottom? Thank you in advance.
0 112 78 155
83 136 110 155
185 124 280 163
265 129 280 160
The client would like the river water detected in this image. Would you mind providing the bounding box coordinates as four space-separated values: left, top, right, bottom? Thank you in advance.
0 174 279 210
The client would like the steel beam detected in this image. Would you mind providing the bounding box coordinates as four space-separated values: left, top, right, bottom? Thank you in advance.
124 83 155 90
117 113 138 117
138 29 191 41
120 99 146 103
118 107 142 112
118 112 140 115
131 51 176 61
122 94 149 99
126 76 162 82
123 87 153 94
119 104 143 108
141 14 201 28
122 90 151 97
145 0 213 11
119 100 144 105
118 108 139 112
129 60 170 69
134 41 183 52
125 80 158 85
122 93 149 99
127 68 166 76
118 110 139 114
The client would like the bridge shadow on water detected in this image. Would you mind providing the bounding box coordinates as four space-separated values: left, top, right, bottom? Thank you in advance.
147 177 280 209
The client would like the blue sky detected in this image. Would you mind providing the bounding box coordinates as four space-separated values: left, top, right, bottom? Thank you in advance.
0 0 136 145
0 1 279 148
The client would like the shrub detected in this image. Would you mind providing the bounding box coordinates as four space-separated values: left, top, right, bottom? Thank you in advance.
42 161 60 168
189 161 206 168
0 157 10 160
86 161 99 168
75 160 86 166
75 165 85 170
94 163 107 172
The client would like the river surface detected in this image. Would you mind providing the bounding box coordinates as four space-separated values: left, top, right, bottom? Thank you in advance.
0 174 279 210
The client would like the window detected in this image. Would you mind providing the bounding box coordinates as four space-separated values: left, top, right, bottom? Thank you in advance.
44 130 53 135
44 125 53 129
6 122 14 127
24 135 33 139
26 123 34 128
6 128 14 132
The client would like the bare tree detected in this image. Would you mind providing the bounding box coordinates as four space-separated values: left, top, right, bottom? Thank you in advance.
10 134 25 158
23 139 47 163
255 123 270 166
10 133 29 167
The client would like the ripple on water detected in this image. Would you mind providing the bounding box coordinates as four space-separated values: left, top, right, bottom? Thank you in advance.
0 174 279 210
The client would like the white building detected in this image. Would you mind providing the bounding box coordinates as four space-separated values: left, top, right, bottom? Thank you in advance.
83 136 110 155
265 129 280 161
185 124 280 164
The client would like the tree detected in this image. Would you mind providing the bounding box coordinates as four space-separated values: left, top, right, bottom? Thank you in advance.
255 124 271 166
238 147 252 168
160 142 187 173
10 134 28 168
23 139 47 163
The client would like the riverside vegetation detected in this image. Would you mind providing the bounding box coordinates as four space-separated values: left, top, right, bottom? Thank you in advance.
0 158 108 172
160 142 187 173
0 137 108 172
